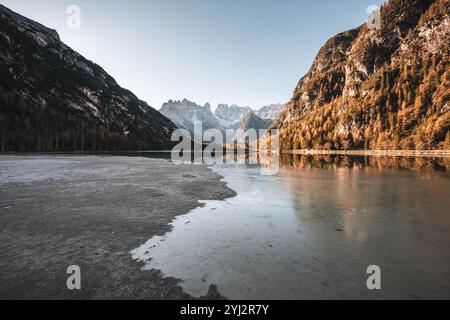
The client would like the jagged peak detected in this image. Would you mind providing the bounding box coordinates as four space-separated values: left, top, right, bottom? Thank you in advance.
162 99 209 109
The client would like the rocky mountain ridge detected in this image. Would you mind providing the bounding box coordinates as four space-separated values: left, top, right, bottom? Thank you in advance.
272 0 449 150
0 5 176 151
160 100 283 138
214 104 252 129
255 104 285 122
159 99 223 136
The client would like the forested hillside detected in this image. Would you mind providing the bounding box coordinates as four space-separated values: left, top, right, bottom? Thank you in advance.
272 0 449 150
0 5 176 152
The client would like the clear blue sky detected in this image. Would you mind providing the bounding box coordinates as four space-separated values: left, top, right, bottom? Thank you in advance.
2 0 385 110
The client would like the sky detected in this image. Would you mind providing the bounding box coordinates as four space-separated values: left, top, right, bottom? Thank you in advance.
1 0 385 110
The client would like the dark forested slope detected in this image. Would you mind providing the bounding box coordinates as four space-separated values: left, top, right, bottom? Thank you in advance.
0 5 176 152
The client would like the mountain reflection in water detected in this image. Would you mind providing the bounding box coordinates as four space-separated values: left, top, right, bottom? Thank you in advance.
131 154 450 299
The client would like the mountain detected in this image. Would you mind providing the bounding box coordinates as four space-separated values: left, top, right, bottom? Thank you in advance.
159 99 223 137
255 104 285 121
239 112 273 131
235 112 273 142
160 100 281 142
0 5 176 152
160 100 286 143
272 0 449 150
214 104 252 129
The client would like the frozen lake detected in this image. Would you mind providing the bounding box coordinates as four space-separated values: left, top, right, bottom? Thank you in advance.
132 155 450 299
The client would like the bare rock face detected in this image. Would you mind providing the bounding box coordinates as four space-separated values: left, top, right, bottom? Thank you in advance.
160 99 223 137
0 5 177 152
239 112 273 132
255 104 285 121
273 0 449 150
214 104 252 129
234 112 273 142
160 100 279 138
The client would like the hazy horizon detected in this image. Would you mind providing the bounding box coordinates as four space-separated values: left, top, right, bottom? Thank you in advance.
1 0 385 110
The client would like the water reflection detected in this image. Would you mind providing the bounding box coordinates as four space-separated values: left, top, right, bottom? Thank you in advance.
131 155 450 299
127 151 450 172
279 154 450 172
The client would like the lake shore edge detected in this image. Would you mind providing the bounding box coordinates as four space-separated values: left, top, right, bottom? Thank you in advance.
287 149 450 157
0 155 236 299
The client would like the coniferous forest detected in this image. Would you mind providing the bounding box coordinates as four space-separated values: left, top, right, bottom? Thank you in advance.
0 4 176 152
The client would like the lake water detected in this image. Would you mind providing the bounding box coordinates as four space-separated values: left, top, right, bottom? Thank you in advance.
131 155 450 299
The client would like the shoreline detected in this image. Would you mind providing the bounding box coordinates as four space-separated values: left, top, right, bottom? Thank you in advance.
288 149 450 158
0 155 236 299
1 149 449 159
